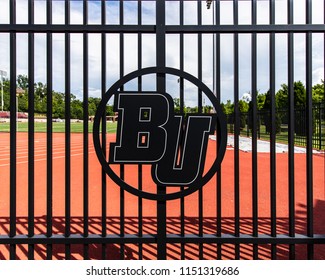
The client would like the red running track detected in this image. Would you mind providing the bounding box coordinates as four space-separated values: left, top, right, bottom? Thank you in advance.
0 132 324 259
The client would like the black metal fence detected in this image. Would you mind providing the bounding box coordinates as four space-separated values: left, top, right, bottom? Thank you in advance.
0 0 325 260
227 103 325 150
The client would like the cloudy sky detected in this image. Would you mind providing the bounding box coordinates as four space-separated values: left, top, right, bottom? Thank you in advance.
0 0 324 106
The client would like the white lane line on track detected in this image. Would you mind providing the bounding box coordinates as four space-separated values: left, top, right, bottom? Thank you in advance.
0 145 87 157
0 143 86 151
0 151 95 167
0 147 86 161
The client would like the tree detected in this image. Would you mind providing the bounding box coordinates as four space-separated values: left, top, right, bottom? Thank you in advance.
1 79 10 111
262 90 282 134
71 99 83 119
17 75 28 90
88 97 101 116
203 105 213 113
106 105 114 116
238 100 249 129
312 80 324 103
238 100 249 113
248 92 264 130
275 81 306 109
222 100 234 115
18 91 28 112
52 92 65 118
256 92 266 110
173 98 181 113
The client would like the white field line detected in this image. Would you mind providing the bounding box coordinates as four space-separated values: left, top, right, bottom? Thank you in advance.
0 143 85 156
0 151 95 167
0 147 87 161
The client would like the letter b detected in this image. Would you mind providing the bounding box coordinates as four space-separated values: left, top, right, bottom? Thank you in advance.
109 93 172 163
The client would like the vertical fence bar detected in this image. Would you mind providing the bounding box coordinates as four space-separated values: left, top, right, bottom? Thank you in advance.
288 0 295 260
179 0 185 260
156 0 166 260
83 0 89 260
65 0 71 260
27 0 35 260
101 0 107 260
270 0 277 260
46 0 53 260
9 0 17 260
251 0 258 260
197 0 204 260
215 0 222 260
179 0 184 119
233 0 240 260
119 0 125 260
137 0 143 260
306 0 314 260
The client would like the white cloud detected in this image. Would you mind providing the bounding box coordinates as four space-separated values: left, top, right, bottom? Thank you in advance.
238 1 251 24
166 1 179 25
34 0 47 24
0 0 9 24
16 33 28 75
220 1 233 25
166 34 180 69
123 1 138 25
0 33 9 74
15 0 28 24
242 92 252 102
141 1 156 25
88 1 102 25
312 33 325 83
52 1 65 24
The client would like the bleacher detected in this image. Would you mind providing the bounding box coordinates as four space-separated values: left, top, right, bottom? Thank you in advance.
0 111 28 119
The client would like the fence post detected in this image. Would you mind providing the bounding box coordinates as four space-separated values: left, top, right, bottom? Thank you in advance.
156 0 167 260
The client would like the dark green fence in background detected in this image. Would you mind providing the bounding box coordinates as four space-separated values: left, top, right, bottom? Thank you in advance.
227 103 325 150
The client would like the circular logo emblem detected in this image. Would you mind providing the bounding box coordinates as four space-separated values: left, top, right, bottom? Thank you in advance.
93 67 227 200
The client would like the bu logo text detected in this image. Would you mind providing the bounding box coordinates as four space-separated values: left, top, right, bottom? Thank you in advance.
109 92 216 187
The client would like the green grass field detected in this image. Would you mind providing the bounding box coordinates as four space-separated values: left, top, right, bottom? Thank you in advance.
0 121 117 133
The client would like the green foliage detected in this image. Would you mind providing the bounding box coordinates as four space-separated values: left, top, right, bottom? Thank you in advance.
275 81 306 109
238 100 249 129
173 97 180 109
312 80 324 103
52 92 65 118
0 75 114 120
1 79 10 111
257 93 266 110
106 105 114 116
221 100 234 115
17 74 28 90
71 99 83 120
261 91 281 134
238 100 249 113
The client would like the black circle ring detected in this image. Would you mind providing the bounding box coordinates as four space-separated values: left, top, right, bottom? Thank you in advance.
93 67 227 201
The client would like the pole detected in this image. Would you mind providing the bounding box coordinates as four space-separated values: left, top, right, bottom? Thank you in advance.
156 0 166 260
16 94 18 132
0 70 7 111
212 1 215 97
1 74 3 111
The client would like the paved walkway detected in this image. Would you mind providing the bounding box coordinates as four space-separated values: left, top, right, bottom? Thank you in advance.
210 134 322 154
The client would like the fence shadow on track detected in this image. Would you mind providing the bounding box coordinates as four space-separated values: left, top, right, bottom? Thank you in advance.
0 200 324 260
